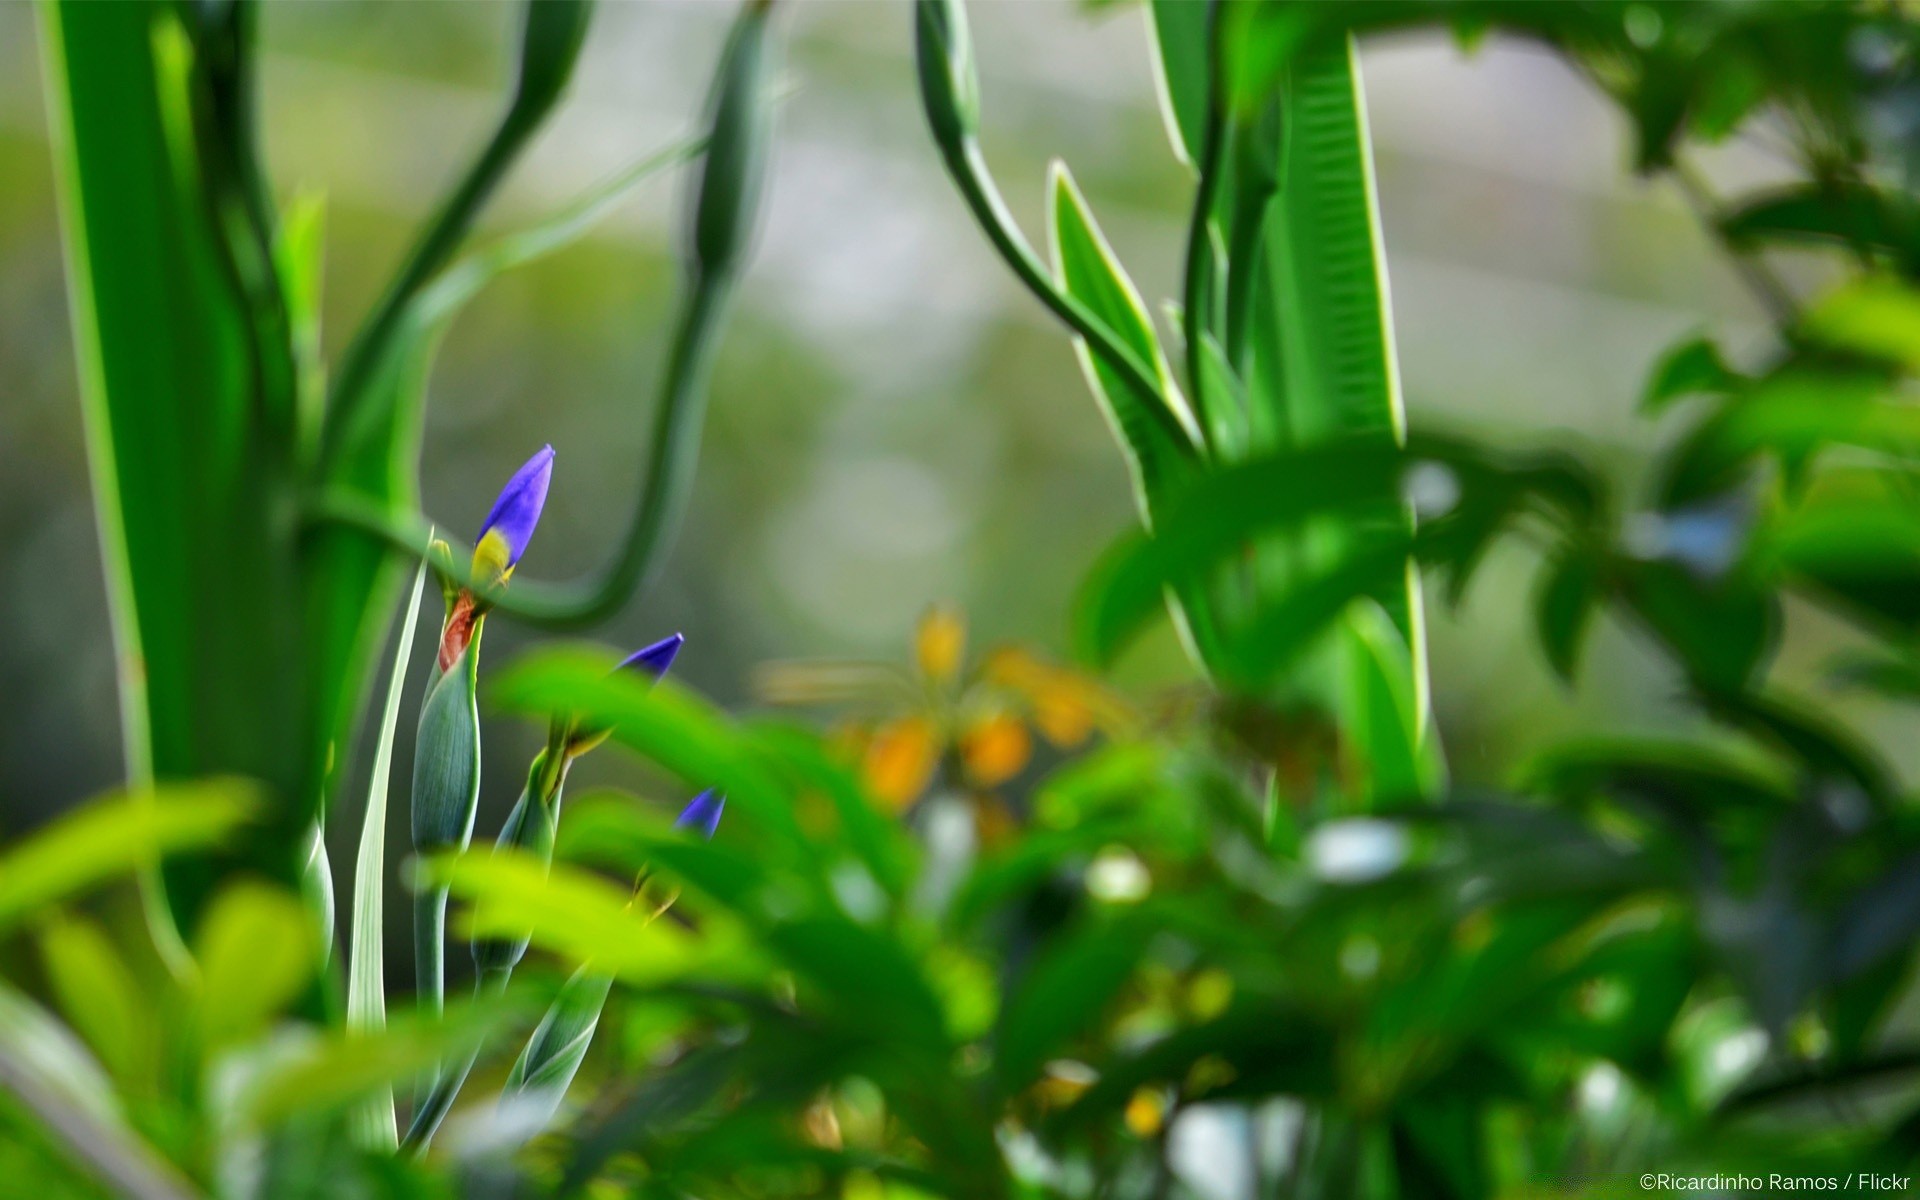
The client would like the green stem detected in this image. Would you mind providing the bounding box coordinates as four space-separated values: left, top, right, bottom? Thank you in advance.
402 967 510 1152
304 267 736 628
414 884 449 1014
320 113 537 473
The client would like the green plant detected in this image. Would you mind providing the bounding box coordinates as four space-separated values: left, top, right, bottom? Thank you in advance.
11 0 1920 1196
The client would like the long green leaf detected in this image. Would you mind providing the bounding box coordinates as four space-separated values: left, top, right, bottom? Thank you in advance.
1243 37 1433 781
1145 0 1211 169
345 554 428 1148
40 0 310 929
1048 162 1199 517
0 783 255 933
0 984 192 1200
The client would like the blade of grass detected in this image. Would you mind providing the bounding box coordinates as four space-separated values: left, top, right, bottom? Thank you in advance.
345 552 430 1150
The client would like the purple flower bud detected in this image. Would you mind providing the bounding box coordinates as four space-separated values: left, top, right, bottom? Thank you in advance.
475 445 555 576
620 633 684 682
675 789 725 840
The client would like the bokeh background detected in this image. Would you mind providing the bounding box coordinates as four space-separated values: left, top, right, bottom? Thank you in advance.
0 0 1836 850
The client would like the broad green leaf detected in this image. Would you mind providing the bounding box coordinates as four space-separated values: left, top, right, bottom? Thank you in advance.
1721 184 1906 257
1253 38 1406 449
1146 0 1211 168
345 554 428 1148
238 998 525 1129
1657 370 1900 506
1641 335 1736 414
429 848 741 986
0 783 255 932
1535 546 1601 683
1764 495 1920 632
1704 689 1895 810
766 917 951 1057
555 794 785 918
35 914 145 1090
1074 441 1406 665
1226 540 1413 687
489 647 808 851
1240 35 1430 756
1048 161 1199 517
1802 275 1920 373
195 882 318 1054
995 919 1143 1096
1616 559 1777 694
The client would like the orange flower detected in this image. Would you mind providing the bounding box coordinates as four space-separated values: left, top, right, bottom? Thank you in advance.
861 716 939 812
958 712 1031 787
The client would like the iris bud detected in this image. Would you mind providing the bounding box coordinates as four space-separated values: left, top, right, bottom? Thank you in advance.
473 444 554 582
675 788 726 840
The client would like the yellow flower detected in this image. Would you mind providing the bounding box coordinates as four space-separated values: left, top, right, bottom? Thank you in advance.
914 604 967 684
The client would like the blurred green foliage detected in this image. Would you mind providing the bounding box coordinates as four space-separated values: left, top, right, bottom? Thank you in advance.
6 0 1920 1198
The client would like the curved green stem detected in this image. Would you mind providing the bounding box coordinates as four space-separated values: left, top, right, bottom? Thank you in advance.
303 266 734 628
937 136 1200 450
320 112 539 472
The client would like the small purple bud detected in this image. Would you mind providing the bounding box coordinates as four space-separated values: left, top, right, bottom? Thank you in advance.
620 633 685 682
476 445 555 573
675 789 725 840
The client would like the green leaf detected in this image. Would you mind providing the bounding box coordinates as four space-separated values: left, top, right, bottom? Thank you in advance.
1802 275 1920 373
1535 546 1601 683
1146 0 1211 168
430 848 738 986
1073 440 1406 665
1616 559 1777 694
765 918 951 1057
0 983 119 1127
194 881 318 1054
0 783 255 932
1657 370 1900 506
345 554 428 1149
1048 161 1199 516
238 997 525 1130
41 0 312 919
1721 184 1906 257
1642 335 1736 414
1341 599 1443 803
1764 496 1920 633
503 965 615 1129
995 919 1143 1096
488 647 809 852
0 982 193 1200
35 914 145 1089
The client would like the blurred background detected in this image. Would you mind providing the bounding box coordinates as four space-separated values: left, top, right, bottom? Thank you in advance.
0 1 1843 847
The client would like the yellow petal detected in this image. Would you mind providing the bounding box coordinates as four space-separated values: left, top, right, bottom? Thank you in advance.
914 605 967 684
1124 1087 1166 1137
